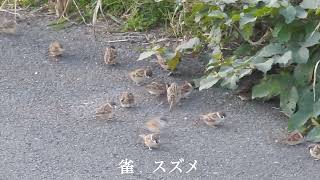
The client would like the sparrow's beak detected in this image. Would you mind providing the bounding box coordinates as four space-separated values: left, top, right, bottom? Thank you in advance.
308 144 315 149
139 134 145 138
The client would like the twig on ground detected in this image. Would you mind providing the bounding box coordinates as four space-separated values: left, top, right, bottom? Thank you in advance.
0 9 20 16
107 39 133 43
58 0 70 20
14 0 16 20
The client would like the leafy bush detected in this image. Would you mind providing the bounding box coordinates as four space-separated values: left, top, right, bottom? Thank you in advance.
139 0 320 142
68 0 175 31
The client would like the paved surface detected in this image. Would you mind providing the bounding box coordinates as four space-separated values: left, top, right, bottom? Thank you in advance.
1 13 320 180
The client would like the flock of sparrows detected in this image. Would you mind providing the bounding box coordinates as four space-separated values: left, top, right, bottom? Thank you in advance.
0 26 316 158
48 41 227 150
283 130 320 160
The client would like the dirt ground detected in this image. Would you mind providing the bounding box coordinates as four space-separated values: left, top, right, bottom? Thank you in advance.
1 11 320 180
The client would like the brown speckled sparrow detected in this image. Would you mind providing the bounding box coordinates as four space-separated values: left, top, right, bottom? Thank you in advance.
0 17 16 34
285 130 304 145
139 133 160 150
180 81 193 99
104 46 117 65
120 92 135 108
308 144 320 160
167 83 181 111
155 52 170 70
145 116 168 133
145 81 167 96
129 68 153 85
95 102 113 119
200 112 226 127
49 41 64 60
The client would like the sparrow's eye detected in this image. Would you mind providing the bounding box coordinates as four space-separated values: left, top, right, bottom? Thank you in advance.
218 112 226 118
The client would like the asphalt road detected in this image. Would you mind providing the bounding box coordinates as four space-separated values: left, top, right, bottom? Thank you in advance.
1 13 320 180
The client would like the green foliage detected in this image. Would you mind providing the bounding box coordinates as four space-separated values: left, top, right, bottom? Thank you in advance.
138 0 320 142
72 0 175 31
12 0 174 31
124 0 175 31
0 0 47 7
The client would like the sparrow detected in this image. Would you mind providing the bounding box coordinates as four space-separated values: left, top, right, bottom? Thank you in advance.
119 92 135 108
95 102 113 119
49 41 64 60
145 116 168 133
200 112 226 127
167 82 181 111
180 81 193 99
139 133 160 150
129 68 153 85
155 52 170 70
308 144 320 160
285 130 304 145
145 81 167 96
104 46 117 65
0 17 16 34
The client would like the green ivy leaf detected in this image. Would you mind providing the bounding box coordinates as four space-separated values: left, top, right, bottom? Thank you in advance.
137 50 156 61
258 43 285 57
199 73 221 91
234 43 251 56
252 73 293 99
313 100 320 117
239 13 257 28
252 76 281 99
238 68 253 79
280 86 299 117
292 46 309 64
288 88 314 131
208 10 227 18
251 7 273 17
218 66 234 77
222 0 237 3
278 25 292 42
280 5 296 24
294 63 313 87
300 0 320 9
252 57 274 73
295 6 308 19
288 109 313 130
209 26 222 44
272 23 284 38
274 50 292 65
241 24 253 41
176 37 201 52
221 74 238 90
300 32 320 47
306 127 320 142
264 0 281 7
